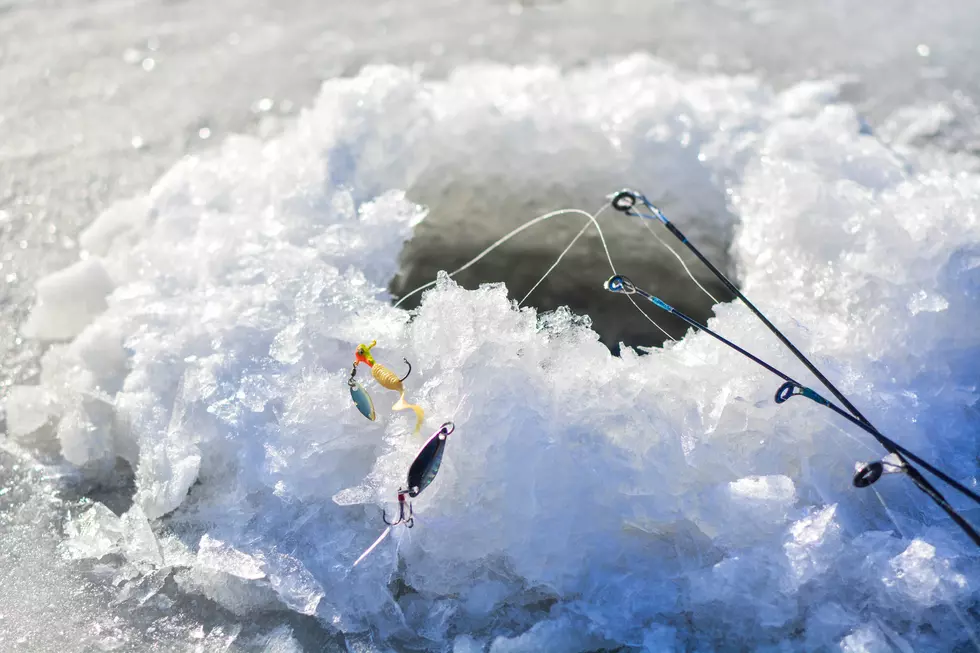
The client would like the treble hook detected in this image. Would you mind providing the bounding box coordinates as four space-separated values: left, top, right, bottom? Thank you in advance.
382 491 414 528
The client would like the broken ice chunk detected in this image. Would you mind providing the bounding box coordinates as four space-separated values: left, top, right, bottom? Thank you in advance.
266 553 324 615
883 539 968 607
121 505 164 566
838 623 897 653
236 375 274 413
698 475 798 547
79 197 152 257
270 322 305 363
4 385 57 440
783 505 843 588
907 289 949 315
245 626 303 653
197 534 266 580
21 258 115 341
62 503 125 560
332 484 377 507
110 566 172 607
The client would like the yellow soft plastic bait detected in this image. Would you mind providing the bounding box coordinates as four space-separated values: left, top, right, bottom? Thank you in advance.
348 340 424 434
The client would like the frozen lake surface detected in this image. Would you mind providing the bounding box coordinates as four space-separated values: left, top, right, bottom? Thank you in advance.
2 1 980 651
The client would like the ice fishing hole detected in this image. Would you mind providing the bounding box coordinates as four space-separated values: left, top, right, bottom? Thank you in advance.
390 173 738 353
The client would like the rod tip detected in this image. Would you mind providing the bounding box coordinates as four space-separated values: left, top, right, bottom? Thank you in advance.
604 275 636 294
609 189 639 213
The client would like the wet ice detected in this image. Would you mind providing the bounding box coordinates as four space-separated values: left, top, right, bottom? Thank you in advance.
8 58 980 650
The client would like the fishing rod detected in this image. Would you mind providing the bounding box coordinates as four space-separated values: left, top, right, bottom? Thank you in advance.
604 273 980 547
604 275 980 502
608 190 980 547
606 189 980 493
610 189 877 428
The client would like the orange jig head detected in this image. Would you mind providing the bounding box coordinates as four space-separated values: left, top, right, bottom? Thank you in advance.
354 340 377 367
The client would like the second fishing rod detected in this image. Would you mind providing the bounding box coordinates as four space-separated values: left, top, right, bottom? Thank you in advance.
605 190 980 547
604 273 980 547
610 189 876 429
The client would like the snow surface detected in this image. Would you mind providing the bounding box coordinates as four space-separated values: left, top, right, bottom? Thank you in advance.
5 0 980 384
7 57 980 651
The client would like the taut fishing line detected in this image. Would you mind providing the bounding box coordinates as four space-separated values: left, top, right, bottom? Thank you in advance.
518 204 609 307
394 208 609 309
871 486 980 653
514 203 676 341
626 293 678 342
630 210 721 305
395 203 675 340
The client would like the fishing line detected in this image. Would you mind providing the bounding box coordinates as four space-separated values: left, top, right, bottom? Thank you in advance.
631 211 721 305
516 203 675 341
820 411 926 534
352 525 392 567
396 203 675 342
607 275 798 381
821 415 922 534
872 487 911 542
449 391 471 423
818 414 881 458
611 189 872 427
625 293 677 342
519 204 609 307
395 208 611 309
872 488 980 653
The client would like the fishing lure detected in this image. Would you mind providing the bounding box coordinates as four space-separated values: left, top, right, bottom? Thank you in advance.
352 421 455 567
348 340 425 434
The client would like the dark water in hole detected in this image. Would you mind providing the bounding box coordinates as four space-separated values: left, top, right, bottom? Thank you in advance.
390 182 737 353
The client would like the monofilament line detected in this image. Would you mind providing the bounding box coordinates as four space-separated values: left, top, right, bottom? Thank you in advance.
632 212 721 305
515 203 674 341
871 489 980 653
626 293 676 342
394 209 605 309
518 204 610 307
394 205 674 341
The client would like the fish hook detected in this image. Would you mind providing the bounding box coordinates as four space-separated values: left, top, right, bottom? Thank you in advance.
398 358 412 382
382 492 414 528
